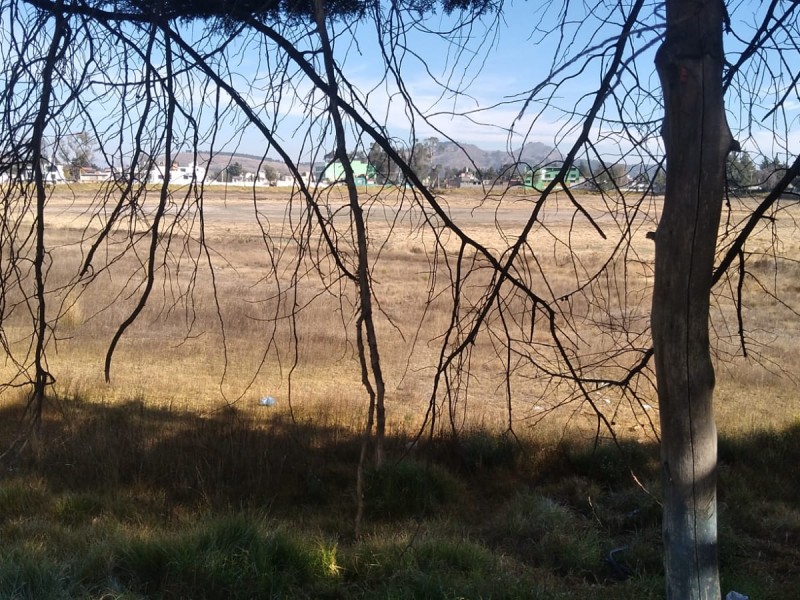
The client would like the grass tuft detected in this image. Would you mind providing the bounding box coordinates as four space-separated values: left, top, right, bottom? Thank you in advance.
0 551 72 600
492 492 603 574
413 538 494 575
114 515 322 598
565 439 658 490
365 459 462 519
0 478 50 522
54 493 106 527
458 429 519 472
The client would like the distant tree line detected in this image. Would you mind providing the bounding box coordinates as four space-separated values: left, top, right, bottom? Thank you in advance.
727 151 791 191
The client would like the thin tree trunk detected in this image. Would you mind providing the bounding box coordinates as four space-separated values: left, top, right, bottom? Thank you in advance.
313 0 387 537
653 1 733 598
28 11 68 436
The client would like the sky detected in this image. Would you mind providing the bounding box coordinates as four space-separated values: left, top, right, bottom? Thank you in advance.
208 0 800 166
189 0 663 162
12 0 799 167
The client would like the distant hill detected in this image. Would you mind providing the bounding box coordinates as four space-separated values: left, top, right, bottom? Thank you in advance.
172 141 560 178
432 141 561 172
173 151 298 178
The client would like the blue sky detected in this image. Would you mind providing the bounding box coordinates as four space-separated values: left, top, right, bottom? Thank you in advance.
16 0 798 166
202 0 663 161
298 0 799 165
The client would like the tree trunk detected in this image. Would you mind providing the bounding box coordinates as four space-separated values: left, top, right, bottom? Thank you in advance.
313 0 387 538
653 1 732 598
28 11 68 436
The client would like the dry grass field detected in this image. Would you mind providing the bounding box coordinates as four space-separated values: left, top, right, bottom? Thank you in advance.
0 183 798 599
0 183 797 436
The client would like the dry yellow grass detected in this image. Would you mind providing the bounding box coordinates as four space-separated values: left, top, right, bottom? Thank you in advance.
0 183 797 440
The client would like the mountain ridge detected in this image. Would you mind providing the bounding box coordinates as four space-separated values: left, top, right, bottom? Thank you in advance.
174 140 560 176
431 141 561 171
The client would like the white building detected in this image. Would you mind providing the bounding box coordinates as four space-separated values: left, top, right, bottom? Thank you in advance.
18 162 67 183
232 170 273 185
458 169 482 187
274 172 314 187
147 162 206 184
78 169 113 183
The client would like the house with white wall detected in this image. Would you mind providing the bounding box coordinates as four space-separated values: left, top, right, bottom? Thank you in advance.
147 162 205 184
18 161 67 183
78 168 113 183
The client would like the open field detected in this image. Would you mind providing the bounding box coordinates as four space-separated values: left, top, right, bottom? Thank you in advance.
4 185 657 428
0 184 798 598
2 184 796 433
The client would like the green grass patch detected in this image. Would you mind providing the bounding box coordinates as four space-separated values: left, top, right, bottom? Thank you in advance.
0 550 74 600
113 515 329 598
0 397 797 598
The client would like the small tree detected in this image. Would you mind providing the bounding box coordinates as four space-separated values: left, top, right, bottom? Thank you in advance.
226 161 242 180
367 140 403 184
262 164 277 182
410 142 432 181
728 150 757 189
593 162 628 191
758 156 786 192
56 131 95 179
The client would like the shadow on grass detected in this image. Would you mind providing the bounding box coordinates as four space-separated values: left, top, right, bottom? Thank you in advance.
0 396 797 599
0 397 366 514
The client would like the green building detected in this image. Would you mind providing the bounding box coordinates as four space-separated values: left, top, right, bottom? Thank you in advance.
524 165 582 191
314 159 376 184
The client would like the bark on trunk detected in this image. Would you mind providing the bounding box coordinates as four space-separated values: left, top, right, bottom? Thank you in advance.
653 1 732 599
